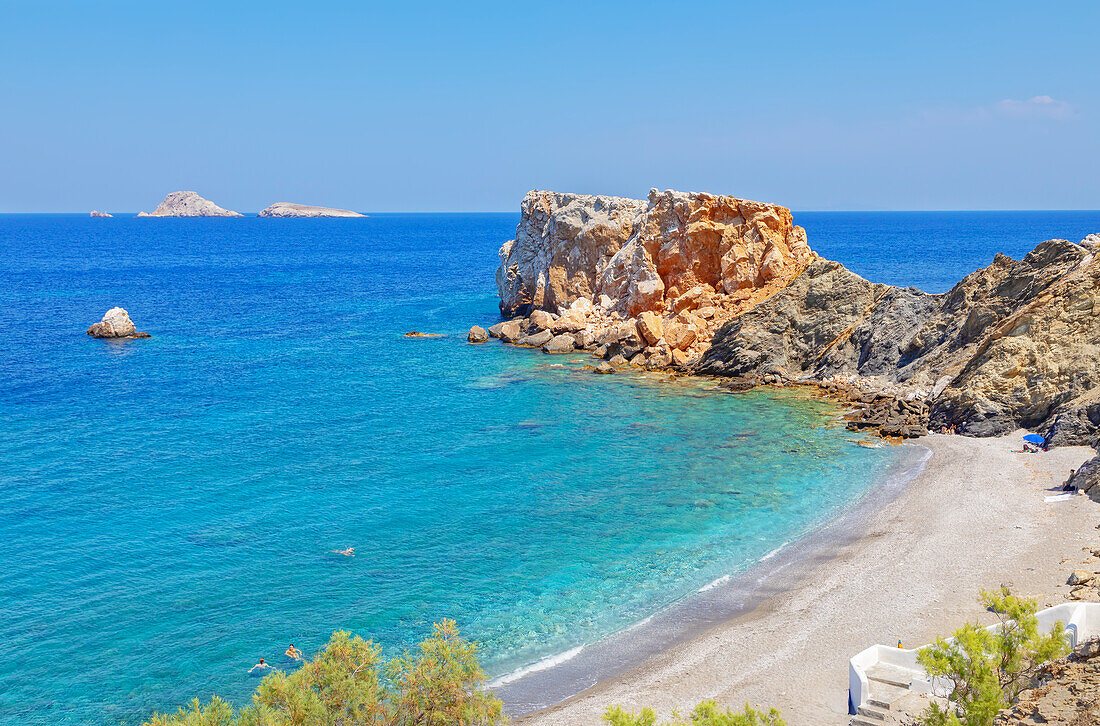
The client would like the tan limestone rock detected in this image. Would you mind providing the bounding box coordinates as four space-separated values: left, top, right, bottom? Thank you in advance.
636 311 663 346
665 323 697 351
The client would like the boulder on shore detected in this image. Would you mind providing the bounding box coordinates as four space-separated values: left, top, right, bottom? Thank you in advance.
542 334 576 353
257 202 366 218
137 191 243 217
87 308 150 339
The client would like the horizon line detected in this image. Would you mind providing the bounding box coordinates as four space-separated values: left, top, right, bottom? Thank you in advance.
2 208 1100 215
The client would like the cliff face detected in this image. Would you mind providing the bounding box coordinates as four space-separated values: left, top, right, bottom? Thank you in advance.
495 189 815 358
696 236 1100 440
499 189 813 318
257 203 365 218
137 191 243 217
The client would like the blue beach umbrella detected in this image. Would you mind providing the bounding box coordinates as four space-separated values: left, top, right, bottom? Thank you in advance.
1022 434 1045 445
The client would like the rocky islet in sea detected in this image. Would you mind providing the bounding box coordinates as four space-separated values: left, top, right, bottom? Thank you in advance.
257 202 366 218
86 307 150 339
137 191 244 217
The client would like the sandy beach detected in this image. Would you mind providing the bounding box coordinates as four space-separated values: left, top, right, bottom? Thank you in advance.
523 432 1099 726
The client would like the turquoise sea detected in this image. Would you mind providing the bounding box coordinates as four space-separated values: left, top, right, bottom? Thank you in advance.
2 210 1099 725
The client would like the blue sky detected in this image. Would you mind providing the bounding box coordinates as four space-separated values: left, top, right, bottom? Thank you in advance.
1 1 1097 212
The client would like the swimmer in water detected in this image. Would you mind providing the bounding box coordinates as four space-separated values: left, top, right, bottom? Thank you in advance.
249 658 272 674
332 547 354 557
285 644 303 660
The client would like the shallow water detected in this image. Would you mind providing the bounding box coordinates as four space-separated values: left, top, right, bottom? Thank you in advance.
1 210 1098 725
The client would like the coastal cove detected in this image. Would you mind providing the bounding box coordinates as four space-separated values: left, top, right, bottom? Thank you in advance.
2 211 1100 726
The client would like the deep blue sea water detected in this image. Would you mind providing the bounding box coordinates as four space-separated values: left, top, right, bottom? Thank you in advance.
1 211 1098 726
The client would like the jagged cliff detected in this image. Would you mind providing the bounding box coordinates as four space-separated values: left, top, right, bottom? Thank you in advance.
494 189 815 361
137 191 243 217
695 235 1100 441
486 189 1100 447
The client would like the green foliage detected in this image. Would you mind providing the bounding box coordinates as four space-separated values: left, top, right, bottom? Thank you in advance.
145 697 236 726
915 588 1070 726
144 620 504 726
603 700 785 726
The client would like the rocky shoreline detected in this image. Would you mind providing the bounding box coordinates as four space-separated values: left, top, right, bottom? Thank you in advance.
476 189 1100 489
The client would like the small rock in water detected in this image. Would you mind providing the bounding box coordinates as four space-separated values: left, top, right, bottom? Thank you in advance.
467 325 489 343
594 361 614 374
404 331 444 338
87 307 149 339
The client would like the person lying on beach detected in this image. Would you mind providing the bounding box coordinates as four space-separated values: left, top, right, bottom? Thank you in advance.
332 547 354 557
249 658 272 674
285 644 303 660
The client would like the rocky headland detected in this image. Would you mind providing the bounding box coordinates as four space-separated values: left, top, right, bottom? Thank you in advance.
481 189 1100 467
137 191 243 217
257 202 366 218
87 307 150 339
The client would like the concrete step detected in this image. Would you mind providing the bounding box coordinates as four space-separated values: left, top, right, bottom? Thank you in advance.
857 705 887 721
850 717 883 726
864 662 918 690
866 671 911 689
868 680 909 709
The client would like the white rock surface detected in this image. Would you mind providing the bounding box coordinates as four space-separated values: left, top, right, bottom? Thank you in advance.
87 307 149 338
137 191 243 217
257 202 366 218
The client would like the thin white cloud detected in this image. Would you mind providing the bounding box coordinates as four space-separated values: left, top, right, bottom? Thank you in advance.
994 95 1076 120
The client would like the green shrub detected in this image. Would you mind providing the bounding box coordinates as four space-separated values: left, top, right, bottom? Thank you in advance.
145 620 504 726
603 700 785 726
916 588 1069 726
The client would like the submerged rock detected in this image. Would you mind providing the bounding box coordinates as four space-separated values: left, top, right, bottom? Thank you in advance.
404 331 444 338
137 191 243 217
257 202 366 218
87 307 149 338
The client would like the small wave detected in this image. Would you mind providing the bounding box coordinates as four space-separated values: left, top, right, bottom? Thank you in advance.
759 540 790 562
697 574 731 592
488 644 585 687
